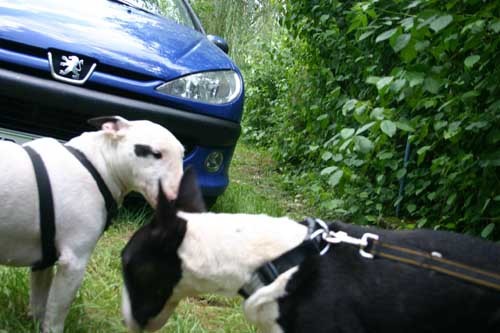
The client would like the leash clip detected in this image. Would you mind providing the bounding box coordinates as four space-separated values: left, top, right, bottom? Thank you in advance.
324 230 379 259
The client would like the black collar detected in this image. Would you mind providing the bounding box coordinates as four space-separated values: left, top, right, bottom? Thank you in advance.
238 218 328 298
65 145 118 231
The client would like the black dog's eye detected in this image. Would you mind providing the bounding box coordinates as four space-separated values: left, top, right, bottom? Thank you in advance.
134 144 162 159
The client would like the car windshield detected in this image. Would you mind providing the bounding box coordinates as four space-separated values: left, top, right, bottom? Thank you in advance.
114 0 195 29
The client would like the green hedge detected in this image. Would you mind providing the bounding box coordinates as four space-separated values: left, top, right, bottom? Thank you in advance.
243 0 500 238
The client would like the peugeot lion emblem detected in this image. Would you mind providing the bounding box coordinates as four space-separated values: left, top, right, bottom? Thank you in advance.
48 51 97 85
59 55 83 80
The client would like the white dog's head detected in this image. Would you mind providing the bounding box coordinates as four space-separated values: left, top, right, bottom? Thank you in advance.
87 116 184 205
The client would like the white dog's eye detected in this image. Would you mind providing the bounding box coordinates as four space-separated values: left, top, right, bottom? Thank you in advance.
134 144 163 160
152 150 162 159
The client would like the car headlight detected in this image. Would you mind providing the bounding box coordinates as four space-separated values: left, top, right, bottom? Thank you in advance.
156 70 242 104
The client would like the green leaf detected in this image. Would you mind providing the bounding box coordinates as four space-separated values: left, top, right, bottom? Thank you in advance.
320 14 330 23
354 136 374 153
464 55 480 68
391 79 406 93
406 0 421 9
424 77 441 94
320 166 338 176
380 120 397 137
370 107 385 120
434 120 448 131
446 193 457 206
378 151 393 160
481 199 491 213
323 199 344 210
400 17 414 31
332 154 343 162
396 121 415 132
481 223 495 239
375 28 398 43
392 33 411 52
339 138 353 151
366 76 380 84
340 128 355 139
417 146 431 164
417 218 428 228
342 99 358 115
356 122 375 135
414 40 430 52
490 20 500 33
358 30 374 41
430 15 453 33
407 72 425 87
417 145 431 156
376 76 394 90
396 168 407 179
328 170 344 187
321 151 333 161
461 90 480 100
407 204 417 213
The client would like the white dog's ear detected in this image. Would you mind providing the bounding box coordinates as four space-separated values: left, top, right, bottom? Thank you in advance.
87 116 131 137
175 167 206 213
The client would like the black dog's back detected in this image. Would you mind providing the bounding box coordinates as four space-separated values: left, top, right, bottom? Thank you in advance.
277 221 500 333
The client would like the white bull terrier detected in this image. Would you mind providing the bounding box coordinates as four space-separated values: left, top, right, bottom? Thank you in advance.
0 116 184 333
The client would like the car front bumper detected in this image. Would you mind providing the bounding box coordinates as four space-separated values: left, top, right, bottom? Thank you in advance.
0 67 240 197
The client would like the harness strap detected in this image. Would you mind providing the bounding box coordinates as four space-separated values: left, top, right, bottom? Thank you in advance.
65 146 117 231
366 239 500 292
24 146 58 271
238 218 325 298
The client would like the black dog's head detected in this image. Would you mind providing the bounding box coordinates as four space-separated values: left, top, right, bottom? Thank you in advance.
121 167 205 332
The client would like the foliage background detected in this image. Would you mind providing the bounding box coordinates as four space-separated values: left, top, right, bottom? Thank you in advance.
192 0 500 240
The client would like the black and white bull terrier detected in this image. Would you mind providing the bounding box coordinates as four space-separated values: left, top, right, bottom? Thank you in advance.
121 169 500 333
0 116 184 333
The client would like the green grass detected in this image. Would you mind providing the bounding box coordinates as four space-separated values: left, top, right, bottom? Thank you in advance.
0 143 310 332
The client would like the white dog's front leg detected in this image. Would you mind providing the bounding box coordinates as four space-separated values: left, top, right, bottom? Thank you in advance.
29 266 54 322
42 249 90 333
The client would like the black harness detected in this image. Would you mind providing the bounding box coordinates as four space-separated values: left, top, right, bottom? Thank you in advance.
239 218 327 298
24 144 118 271
239 218 500 298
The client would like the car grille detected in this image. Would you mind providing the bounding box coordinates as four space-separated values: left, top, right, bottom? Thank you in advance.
0 95 194 155
0 95 93 140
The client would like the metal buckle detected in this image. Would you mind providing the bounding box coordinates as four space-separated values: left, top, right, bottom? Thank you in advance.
308 219 331 255
359 233 379 259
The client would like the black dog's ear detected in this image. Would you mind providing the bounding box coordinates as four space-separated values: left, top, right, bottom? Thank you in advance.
176 166 206 213
153 181 177 227
151 182 187 249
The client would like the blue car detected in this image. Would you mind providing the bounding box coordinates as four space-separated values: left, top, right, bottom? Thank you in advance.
0 0 244 206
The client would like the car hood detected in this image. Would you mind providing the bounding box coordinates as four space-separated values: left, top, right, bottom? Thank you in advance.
0 0 236 81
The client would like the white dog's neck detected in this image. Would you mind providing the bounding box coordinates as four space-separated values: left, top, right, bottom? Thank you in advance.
66 132 128 204
175 212 307 297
